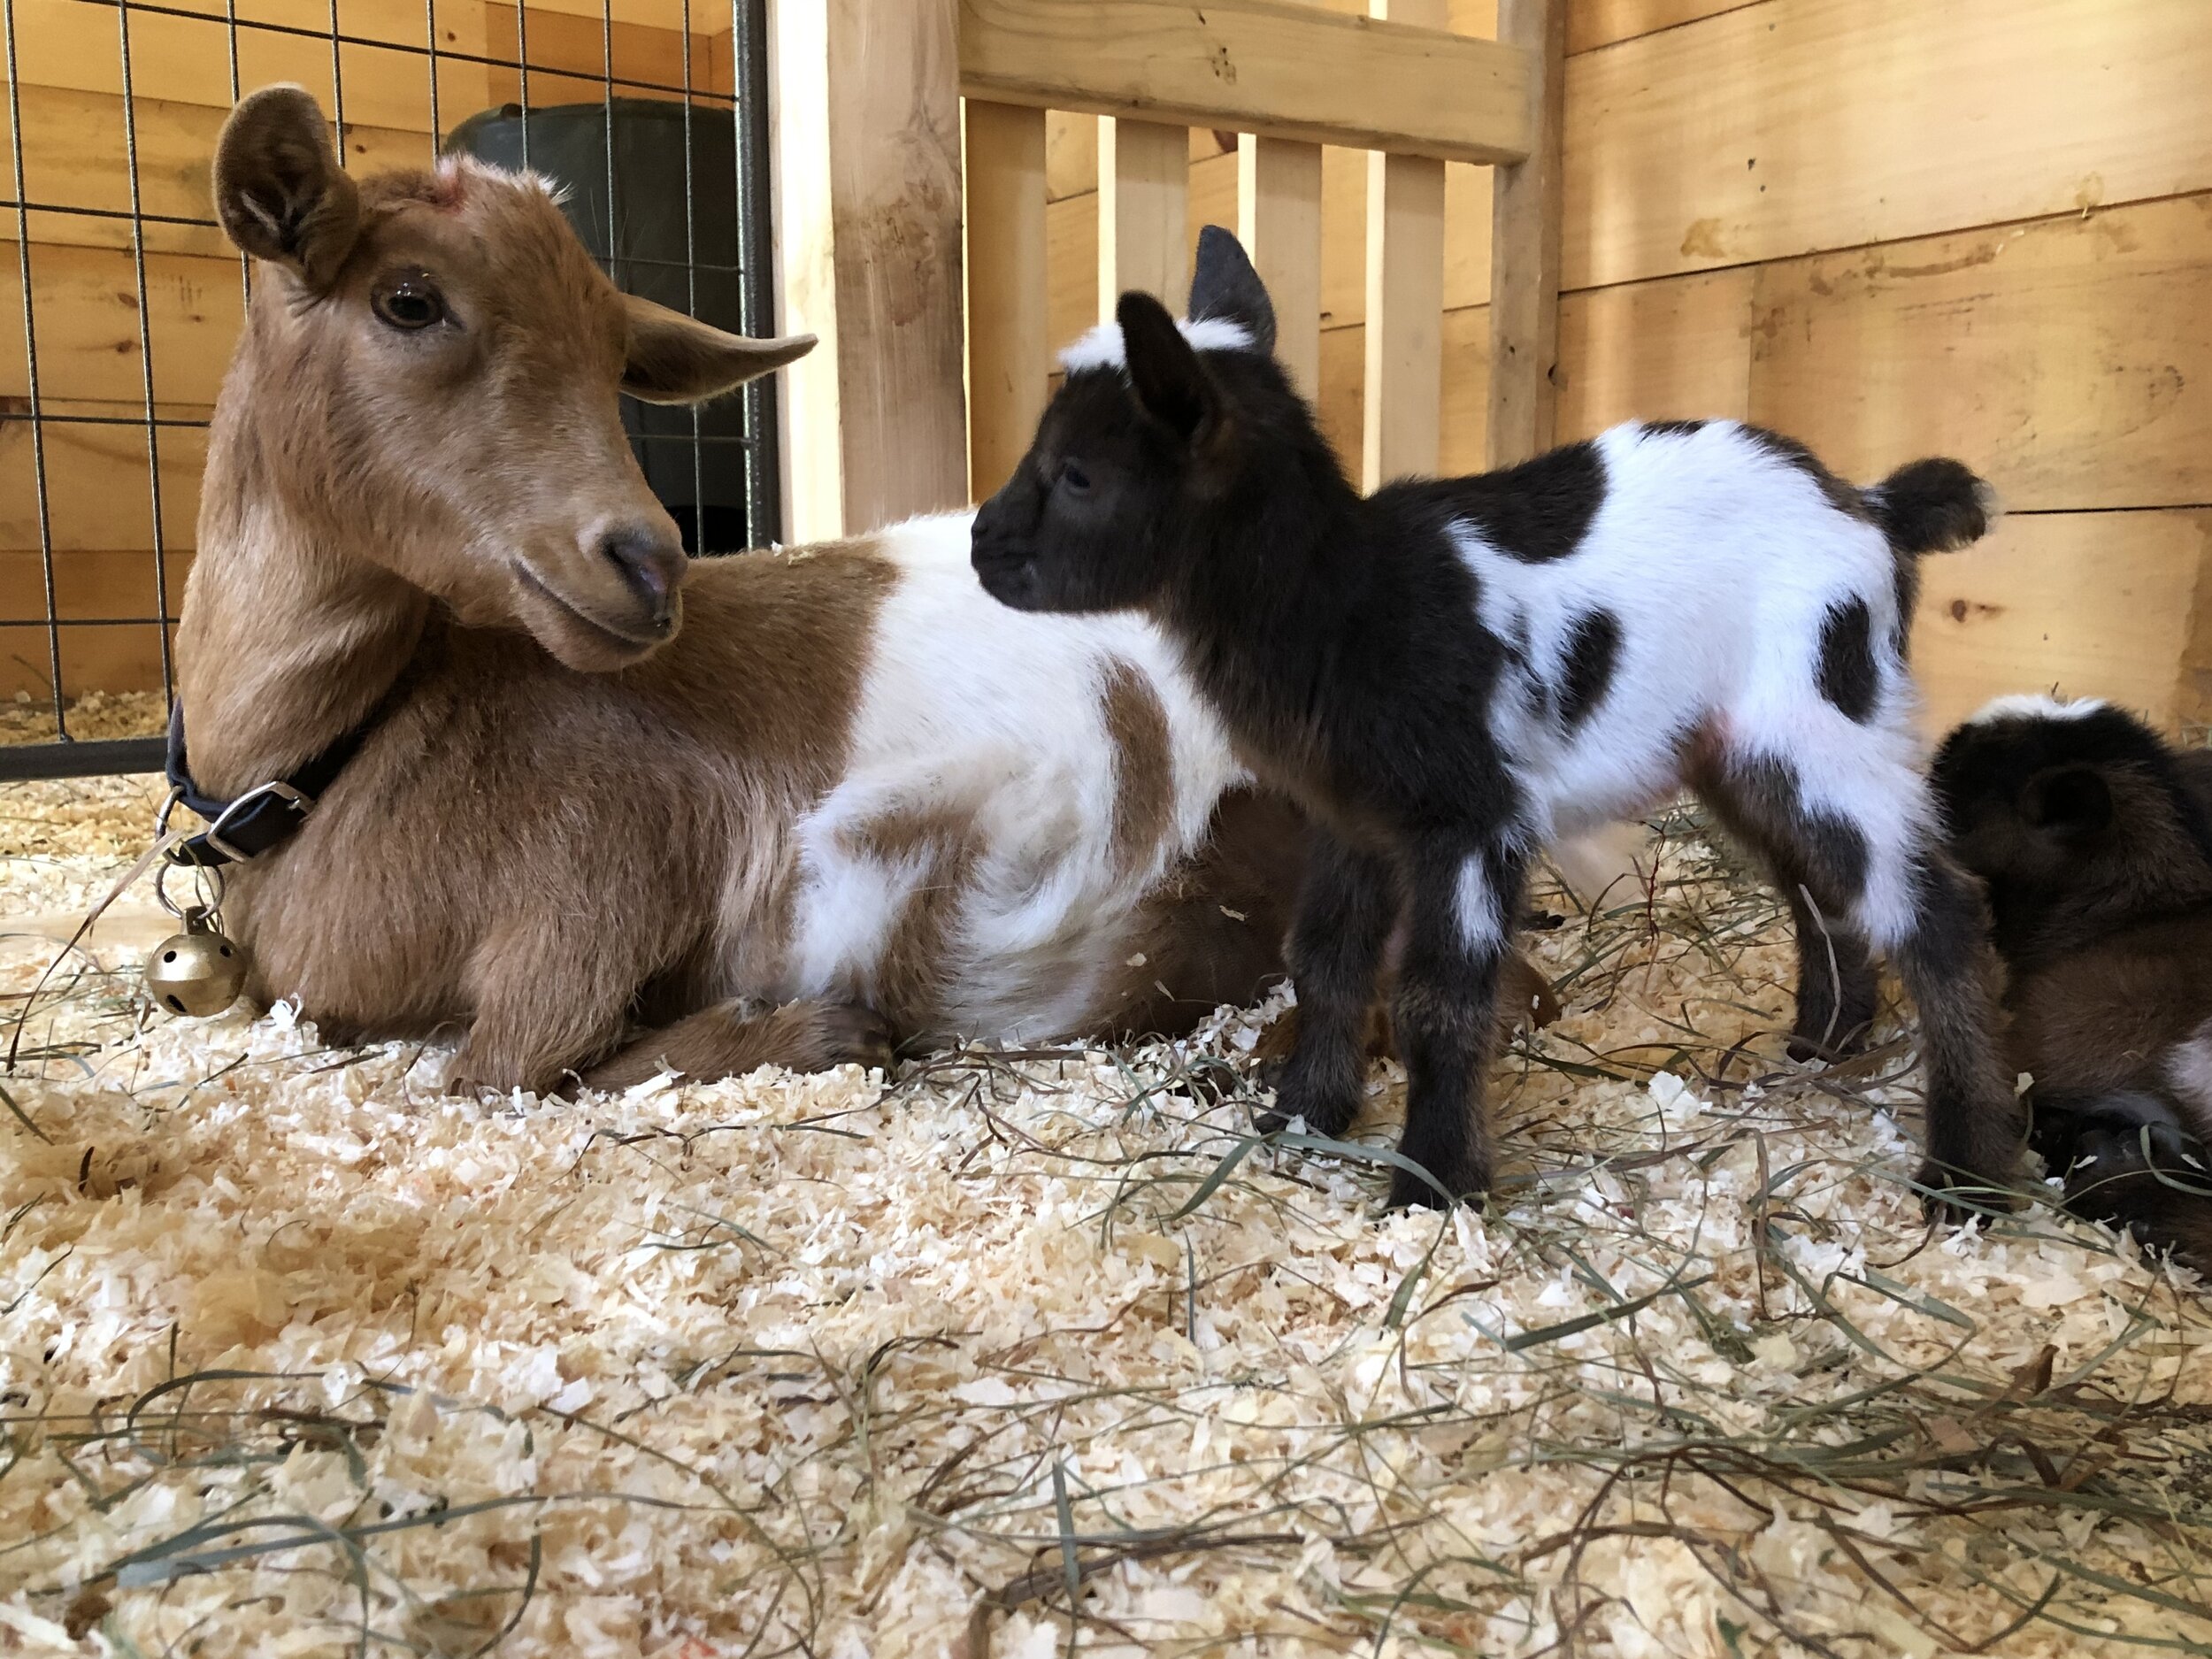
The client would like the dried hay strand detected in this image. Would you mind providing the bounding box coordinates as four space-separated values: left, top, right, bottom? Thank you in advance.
1 781 2209 1658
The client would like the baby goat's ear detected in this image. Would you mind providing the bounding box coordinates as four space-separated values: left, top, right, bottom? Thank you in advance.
1118 292 1214 442
1188 225 1277 357
212 85 361 290
2024 764 2115 838
620 296 815 403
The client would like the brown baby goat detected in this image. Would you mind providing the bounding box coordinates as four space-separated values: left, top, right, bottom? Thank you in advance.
1933 696 2212 1268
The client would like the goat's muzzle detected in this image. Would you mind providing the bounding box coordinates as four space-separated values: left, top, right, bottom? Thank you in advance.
597 524 687 636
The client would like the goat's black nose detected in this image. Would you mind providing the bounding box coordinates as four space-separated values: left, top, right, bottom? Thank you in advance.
598 525 685 632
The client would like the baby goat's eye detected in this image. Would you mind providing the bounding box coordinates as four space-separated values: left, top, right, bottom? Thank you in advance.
1057 460 1093 495
372 273 447 332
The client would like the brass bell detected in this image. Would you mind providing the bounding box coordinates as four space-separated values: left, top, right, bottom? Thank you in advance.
144 907 249 1018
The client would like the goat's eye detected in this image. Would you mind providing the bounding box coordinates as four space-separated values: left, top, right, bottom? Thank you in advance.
1058 460 1093 495
372 274 446 332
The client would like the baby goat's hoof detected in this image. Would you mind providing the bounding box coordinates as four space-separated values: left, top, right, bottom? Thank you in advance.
1384 1162 1485 1211
1914 1160 2022 1225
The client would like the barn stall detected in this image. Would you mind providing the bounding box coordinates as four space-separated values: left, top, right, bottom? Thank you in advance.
3 1 2212 1654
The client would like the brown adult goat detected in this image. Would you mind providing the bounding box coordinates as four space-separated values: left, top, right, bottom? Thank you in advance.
176 85 1330 1094
181 88 1560 1102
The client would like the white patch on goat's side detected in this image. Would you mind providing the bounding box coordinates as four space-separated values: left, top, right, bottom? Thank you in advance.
1965 692 2108 726
1057 316 1256 374
2169 1019 2212 1131
783 511 1246 1040
1446 419 1948 951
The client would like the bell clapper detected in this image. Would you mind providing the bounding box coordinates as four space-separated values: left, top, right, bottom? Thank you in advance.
143 860 250 1019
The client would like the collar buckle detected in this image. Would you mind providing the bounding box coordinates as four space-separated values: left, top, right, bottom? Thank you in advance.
201 779 315 864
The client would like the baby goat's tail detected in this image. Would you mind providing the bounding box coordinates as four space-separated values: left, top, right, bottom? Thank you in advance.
1862 457 1998 557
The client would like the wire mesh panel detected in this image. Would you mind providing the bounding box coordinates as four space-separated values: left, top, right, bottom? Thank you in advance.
0 0 779 780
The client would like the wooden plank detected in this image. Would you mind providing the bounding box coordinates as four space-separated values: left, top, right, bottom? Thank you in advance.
964 99 1048 499
773 0 966 540
1909 511 2211 736
1319 302 1490 480
1097 117 1188 317
1553 266 1751 438
0 243 242 411
485 5 725 106
1238 136 1323 396
1486 0 1564 466
1567 0 1751 55
1360 0 1448 488
0 410 211 555
0 87 430 259
3 0 460 134
1747 196 2212 514
958 0 1532 166
1563 0 2212 292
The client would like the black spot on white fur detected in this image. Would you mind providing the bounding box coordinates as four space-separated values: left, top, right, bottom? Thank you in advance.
1559 610 1620 731
1429 441 1604 564
1816 597 1878 723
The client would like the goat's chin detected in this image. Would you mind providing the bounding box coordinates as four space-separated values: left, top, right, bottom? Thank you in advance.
510 572 680 672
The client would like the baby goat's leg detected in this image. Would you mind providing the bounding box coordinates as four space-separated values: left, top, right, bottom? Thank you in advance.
1386 836 1530 1210
1781 882 1878 1063
1698 753 2020 1203
1704 793 1880 1060
1258 832 1398 1140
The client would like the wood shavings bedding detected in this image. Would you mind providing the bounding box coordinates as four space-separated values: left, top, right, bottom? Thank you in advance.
2 783 2209 1657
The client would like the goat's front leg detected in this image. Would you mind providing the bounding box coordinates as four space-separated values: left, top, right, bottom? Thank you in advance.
1386 835 1529 1210
445 918 658 1097
1256 832 1399 1140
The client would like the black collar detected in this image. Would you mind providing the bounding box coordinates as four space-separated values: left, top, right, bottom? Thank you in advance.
164 700 374 867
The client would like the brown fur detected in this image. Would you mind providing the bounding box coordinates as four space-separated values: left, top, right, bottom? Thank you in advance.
1934 705 2212 1264
1102 661 1176 879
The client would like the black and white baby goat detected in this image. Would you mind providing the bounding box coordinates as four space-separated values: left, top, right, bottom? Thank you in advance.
1934 696 2212 1267
972 227 2021 1210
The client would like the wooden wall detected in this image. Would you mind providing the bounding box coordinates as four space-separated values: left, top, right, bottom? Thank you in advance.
0 0 734 706
1038 0 2212 736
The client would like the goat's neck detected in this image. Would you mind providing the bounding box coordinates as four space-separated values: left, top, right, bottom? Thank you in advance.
175 494 429 799
1164 471 1375 773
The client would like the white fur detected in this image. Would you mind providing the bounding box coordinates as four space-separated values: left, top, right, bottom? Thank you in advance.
2170 1018 2212 1121
781 512 1245 1039
1967 692 2107 726
1452 855 1505 951
1454 420 1937 949
1058 316 1255 374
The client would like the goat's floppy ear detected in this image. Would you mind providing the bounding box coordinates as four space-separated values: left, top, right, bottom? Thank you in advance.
212 85 360 289
1117 291 1213 442
2024 764 2114 837
620 295 815 404
1188 225 1276 357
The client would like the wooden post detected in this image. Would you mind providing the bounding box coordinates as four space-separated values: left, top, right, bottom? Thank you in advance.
1487 0 1565 468
964 100 1049 499
1098 116 1190 319
771 0 968 541
1361 0 1448 490
1238 135 1324 398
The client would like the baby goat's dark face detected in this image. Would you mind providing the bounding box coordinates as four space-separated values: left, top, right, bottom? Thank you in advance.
971 358 1193 614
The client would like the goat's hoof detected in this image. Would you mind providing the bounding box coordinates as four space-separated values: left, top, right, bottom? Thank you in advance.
1915 1161 2021 1225
793 998 896 1071
1385 1163 1481 1212
1254 1078 1357 1142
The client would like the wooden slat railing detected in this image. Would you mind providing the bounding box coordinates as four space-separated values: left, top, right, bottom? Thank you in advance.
774 0 1564 536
